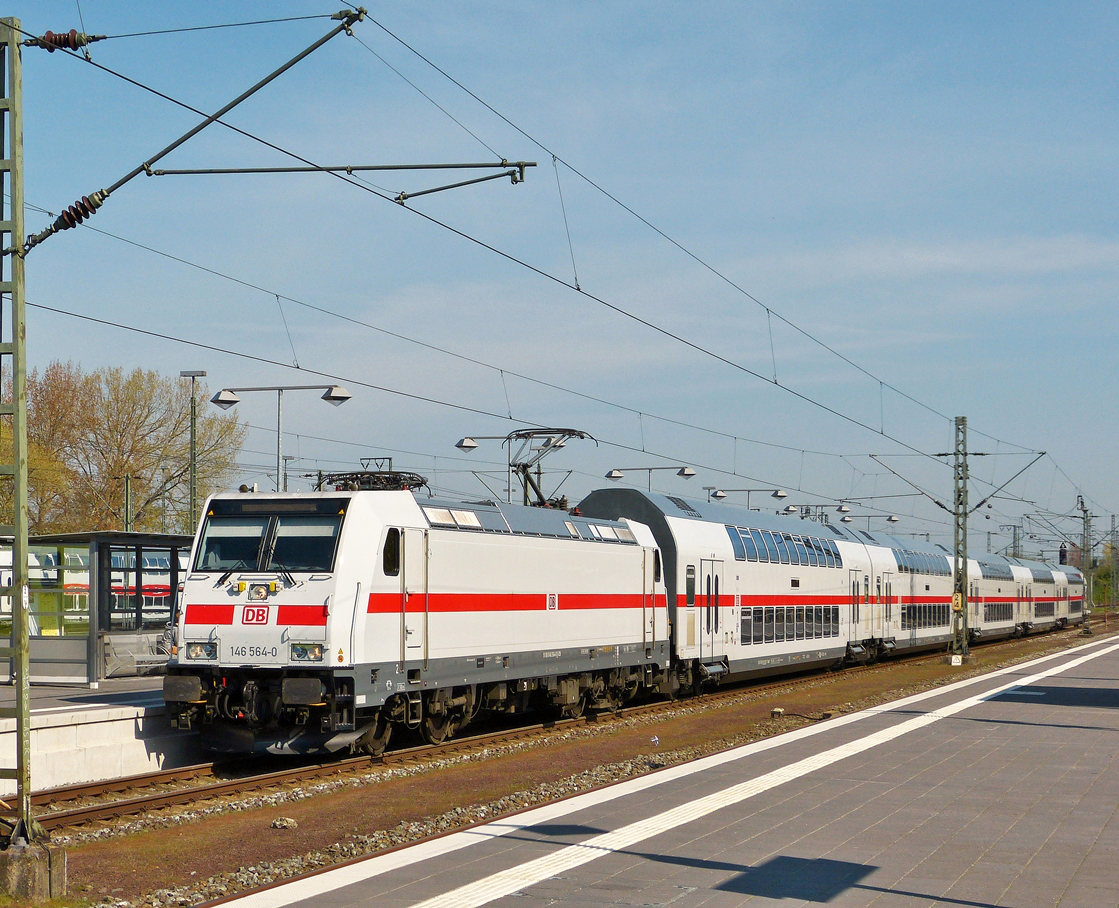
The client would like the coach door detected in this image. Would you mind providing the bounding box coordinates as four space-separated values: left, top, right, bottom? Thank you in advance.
700 559 724 660
401 528 428 665
643 550 655 650
881 572 892 636
849 570 861 640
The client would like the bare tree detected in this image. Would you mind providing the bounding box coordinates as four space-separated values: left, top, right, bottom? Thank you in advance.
2 362 244 534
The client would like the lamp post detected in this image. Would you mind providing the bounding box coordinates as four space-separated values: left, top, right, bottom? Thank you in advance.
716 488 787 510
180 370 206 529
702 486 727 503
605 465 697 492
211 384 352 492
854 514 900 531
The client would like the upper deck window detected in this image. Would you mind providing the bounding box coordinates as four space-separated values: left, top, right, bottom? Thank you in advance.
726 526 746 561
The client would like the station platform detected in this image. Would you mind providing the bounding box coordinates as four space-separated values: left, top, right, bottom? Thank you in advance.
227 636 1119 908
0 675 202 796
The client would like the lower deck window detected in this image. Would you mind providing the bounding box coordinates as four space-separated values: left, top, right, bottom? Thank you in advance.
739 604 840 646
983 602 1013 622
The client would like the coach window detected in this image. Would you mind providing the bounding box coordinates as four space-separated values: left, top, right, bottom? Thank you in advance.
821 539 835 569
705 575 712 633
803 538 818 567
759 531 780 563
775 607 785 642
753 607 764 643
792 536 810 565
742 529 759 562
750 529 768 563
686 565 696 606
774 534 791 564
795 606 805 639
764 607 775 643
726 526 746 561
714 576 720 632
382 528 400 576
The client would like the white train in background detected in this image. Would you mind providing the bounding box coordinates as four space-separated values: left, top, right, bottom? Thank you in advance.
163 479 1084 755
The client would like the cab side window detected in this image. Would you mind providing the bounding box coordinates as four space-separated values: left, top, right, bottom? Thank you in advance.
653 550 662 583
383 528 400 576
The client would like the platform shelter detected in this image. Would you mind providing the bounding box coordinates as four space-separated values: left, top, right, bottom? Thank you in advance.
0 531 192 684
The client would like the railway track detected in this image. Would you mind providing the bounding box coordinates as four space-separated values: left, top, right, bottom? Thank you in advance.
22 623 1106 833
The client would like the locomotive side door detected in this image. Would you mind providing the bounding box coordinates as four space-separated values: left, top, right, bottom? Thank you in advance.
402 527 428 665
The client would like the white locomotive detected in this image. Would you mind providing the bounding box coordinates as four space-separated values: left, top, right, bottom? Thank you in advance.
164 482 667 754
164 480 1083 754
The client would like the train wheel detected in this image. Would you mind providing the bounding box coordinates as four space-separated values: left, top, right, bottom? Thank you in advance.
357 712 392 756
560 694 586 719
421 711 452 744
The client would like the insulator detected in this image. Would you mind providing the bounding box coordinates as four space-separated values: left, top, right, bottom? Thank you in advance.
53 191 106 231
32 30 98 52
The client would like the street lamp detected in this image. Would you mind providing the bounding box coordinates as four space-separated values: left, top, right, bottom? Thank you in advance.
717 488 787 510
605 465 696 492
211 384 352 492
857 514 900 531
179 370 206 529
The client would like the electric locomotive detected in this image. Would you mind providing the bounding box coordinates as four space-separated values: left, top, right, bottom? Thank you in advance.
163 477 668 754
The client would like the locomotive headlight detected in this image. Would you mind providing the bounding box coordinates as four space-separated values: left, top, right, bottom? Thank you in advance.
290 643 323 662
186 642 217 660
248 583 270 601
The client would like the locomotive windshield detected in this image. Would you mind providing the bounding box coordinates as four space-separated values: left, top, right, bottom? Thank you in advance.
194 499 347 573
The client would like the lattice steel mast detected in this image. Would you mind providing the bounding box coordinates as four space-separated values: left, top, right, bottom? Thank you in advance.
949 417 969 656
0 16 41 845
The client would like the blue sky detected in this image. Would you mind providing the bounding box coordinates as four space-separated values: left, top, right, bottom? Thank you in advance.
21 2 1119 557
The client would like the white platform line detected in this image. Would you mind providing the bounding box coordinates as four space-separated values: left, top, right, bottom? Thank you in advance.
228 638 1119 908
29 698 162 715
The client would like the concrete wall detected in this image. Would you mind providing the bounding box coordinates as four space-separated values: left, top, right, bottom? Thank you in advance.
0 704 206 796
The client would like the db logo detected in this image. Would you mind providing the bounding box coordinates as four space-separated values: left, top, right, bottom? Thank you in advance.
242 606 269 625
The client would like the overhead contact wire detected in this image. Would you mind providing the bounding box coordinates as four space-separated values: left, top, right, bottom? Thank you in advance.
22 202 836 459
28 301 936 517
362 15 1045 457
31 22 1038 469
